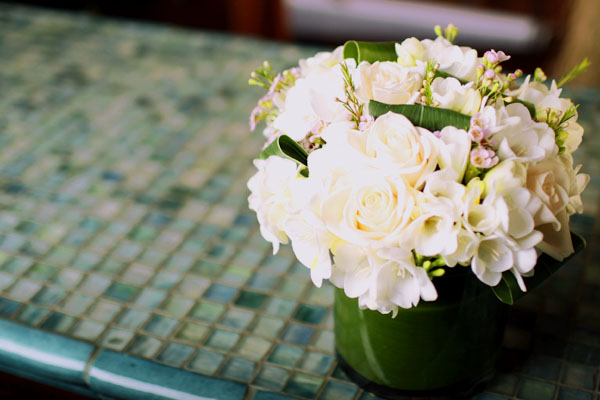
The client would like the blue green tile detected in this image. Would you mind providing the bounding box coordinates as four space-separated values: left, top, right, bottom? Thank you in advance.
143 314 179 337
248 272 280 291
517 378 556 400
281 323 315 346
331 364 351 381
206 329 240 351
177 275 211 298
175 322 209 344
71 319 106 341
567 343 600 365
235 335 272 361
253 391 297 400
294 304 327 325
88 300 121 323
277 277 307 298
299 351 334 375
150 271 182 290
99 328 134 351
283 372 323 398
78 274 111 296
1 256 33 274
313 330 334 354
261 255 293 275
27 263 57 281
165 253 195 272
115 308 150 330
251 316 286 338
189 301 225 323
557 387 593 400
204 283 238 303
0 298 20 317
522 355 561 380
220 356 255 382
220 307 255 330
562 363 595 390
192 259 222 277
230 248 264 268
235 290 268 309
8 279 41 301
158 295 194 317
40 312 76 333
156 342 195 367
72 251 101 271
264 297 297 317
188 349 226 375
103 281 138 302
319 380 358 400
121 264 154 286
31 286 67 306
89 350 246 400
253 365 290 391
268 344 303 367
485 373 517 396
134 288 167 309
51 268 83 289
220 265 254 287
17 304 50 325
127 335 163 358
45 246 76 265
60 293 94 315
306 285 334 306
475 394 508 400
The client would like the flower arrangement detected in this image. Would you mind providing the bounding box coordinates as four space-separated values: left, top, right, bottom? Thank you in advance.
247 25 589 316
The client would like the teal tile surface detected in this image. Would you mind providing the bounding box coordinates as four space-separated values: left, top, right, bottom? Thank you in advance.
0 4 597 400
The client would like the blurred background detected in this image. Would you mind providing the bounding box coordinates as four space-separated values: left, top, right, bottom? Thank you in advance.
3 0 599 85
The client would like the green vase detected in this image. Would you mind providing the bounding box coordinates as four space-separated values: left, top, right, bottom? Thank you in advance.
334 268 509 399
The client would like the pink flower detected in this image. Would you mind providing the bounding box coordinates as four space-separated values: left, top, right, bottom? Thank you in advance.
484 49 510 64
470 147 499 168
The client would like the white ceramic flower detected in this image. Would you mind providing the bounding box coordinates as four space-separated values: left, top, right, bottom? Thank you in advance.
430 77 482 115
365 112 440 188
527 153 589 260
355 61 423 105
247 156 302 254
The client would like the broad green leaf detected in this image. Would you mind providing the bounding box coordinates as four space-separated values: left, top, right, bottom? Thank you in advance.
343 41 397 64
369 101 471 131
258 135 308 166
492 232 586 305
433 70 468 85
506 98 537 119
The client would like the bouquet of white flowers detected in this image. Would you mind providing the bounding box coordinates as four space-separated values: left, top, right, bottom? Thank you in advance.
247 25 589 316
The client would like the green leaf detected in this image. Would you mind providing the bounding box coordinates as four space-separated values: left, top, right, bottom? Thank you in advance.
492 232 586 305
343 41 397 64
259 135 308 166
433 70 468 85
506 98 537 119
369 101 471 131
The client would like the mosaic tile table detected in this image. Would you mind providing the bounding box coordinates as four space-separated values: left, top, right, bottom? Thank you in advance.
0 4 599 400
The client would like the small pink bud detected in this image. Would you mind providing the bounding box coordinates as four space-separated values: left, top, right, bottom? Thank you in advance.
484 69 496 79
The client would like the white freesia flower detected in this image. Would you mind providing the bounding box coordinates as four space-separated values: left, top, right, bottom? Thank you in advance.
492 103 557 162
527 153 589 260
423 36 479 81
509 77 583 153
273 62 354 141
437 126 471 181
331 245 437 315
299 46 343 77
431 77 482 115
247 156 302 254
365 112 440 188
405 169 464 256
482 159 527 196
355 61 423 104
395 37 426 67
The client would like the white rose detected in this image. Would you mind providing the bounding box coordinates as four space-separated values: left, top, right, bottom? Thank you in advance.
365 112 440 188
355 61 423 105
247 156 301 253
527 153 589 260
321 170 415 249
430 77 482 115
492 103 557 163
